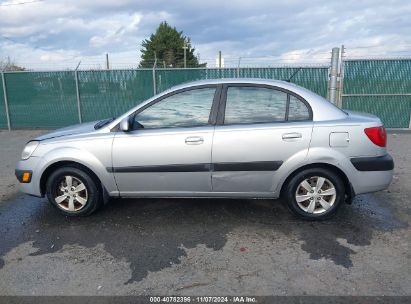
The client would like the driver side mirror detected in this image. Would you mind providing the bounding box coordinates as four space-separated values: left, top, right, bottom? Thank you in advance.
119 117 130 132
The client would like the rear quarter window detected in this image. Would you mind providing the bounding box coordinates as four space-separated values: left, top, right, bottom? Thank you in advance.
288 95 310 121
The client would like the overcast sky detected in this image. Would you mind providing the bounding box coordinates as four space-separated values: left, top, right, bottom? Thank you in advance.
1 0 411 69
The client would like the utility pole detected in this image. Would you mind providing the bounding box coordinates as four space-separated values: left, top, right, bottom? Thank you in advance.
328 47 340 104
218 51 222 68
183 40 188 68
105 53 109 69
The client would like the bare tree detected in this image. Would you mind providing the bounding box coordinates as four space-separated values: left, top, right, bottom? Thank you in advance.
0 57 26 71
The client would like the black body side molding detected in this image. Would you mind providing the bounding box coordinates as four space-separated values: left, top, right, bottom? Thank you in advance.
107 161 283 173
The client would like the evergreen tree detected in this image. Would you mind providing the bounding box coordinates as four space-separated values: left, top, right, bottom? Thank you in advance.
139 21 205 68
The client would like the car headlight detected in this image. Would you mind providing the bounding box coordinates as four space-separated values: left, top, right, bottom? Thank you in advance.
21 141 39 160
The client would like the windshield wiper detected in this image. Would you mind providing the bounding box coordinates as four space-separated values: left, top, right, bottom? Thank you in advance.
94 117 115 130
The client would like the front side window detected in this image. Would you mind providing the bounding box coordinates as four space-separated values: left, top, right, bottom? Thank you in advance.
133 87 216 129
224 86 288 124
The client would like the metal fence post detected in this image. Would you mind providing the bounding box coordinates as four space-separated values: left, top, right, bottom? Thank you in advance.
328 47 340 104
1 72 11 131
152 57 157 95
337 45 345 108
74 69 82 124
237 57 241 78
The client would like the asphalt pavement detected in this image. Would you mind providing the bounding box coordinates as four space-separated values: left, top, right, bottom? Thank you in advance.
0 130 410 295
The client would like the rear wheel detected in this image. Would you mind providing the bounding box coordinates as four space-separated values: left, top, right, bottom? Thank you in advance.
284 168 345 220
46 166 102 216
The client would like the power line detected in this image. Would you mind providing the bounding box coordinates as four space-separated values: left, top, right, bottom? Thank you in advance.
0 0 43 6
0 35 17 43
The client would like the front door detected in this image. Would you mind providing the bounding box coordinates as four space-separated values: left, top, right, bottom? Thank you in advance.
112 86 218 196
211 84 313 195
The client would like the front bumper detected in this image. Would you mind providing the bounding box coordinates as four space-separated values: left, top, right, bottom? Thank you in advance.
15 169 33 183
15 156 43 197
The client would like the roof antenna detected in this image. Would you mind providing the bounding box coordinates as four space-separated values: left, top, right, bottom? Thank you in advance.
285 67 302 82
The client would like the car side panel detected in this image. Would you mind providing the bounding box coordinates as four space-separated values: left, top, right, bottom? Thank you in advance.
271 119 392 197
307 120 391 194
211 121 313 193
18 134 117 197
310 122 386 158
112 127 214 195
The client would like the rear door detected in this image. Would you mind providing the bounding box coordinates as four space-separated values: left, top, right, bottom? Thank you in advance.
211 84 313 194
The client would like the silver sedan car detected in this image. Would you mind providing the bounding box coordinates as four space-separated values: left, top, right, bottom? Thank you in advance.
15 79 394 220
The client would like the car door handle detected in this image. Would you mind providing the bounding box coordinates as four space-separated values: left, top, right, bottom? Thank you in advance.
185 136 204 145
282 132 302 140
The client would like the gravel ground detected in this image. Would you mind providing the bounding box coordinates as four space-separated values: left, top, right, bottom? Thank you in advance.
0 130 410 296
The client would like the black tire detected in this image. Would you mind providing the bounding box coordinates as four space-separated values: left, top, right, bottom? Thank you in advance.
46 166 102 216
284 167 345 220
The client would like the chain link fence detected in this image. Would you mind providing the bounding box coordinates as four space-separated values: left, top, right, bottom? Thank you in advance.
155 67 328 97
77 70 154 123
341 59 411 128
4 71 78 128
0 67 329 129
1 60 410 129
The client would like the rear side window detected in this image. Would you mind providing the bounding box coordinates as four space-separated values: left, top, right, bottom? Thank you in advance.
224 87 287 124
288 95 310 121
223 86 310 125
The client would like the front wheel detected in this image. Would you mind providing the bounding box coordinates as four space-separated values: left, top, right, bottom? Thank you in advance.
284 168 345 220
46 166 102 216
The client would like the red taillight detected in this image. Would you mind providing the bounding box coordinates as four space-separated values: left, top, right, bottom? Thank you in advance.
364 126 386 147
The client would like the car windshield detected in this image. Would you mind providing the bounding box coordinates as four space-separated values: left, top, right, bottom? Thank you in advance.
94 117 115 129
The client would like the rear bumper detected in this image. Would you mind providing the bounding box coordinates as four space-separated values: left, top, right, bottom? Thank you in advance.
349 154 394 195
350 154 394 171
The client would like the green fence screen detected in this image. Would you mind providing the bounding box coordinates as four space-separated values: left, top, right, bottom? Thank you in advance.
78 70 154 122
1 62 410 129
0 67 329 129
5 72 78 128
342 95 411 128
342 59 411 128
155 67 329 97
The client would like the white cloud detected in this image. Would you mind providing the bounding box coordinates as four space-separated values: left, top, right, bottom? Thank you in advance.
88 13 142 48
1 0 411 69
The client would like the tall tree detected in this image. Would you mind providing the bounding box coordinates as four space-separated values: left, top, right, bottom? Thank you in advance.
139 21 205 68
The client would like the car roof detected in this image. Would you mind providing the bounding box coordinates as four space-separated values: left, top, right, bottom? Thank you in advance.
170 78 299 90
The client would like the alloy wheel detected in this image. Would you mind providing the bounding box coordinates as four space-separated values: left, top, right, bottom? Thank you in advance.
54 175 88 212
295 176 336 214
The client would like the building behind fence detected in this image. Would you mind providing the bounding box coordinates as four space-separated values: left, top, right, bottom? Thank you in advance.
1 54 411 129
